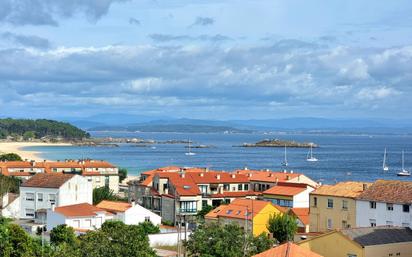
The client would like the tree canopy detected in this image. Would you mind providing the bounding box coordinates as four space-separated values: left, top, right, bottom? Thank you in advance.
0 153 23 161
0 175 21 196
118 168 128 183
267 213 298 243
0 118 89 140
92 186 126 205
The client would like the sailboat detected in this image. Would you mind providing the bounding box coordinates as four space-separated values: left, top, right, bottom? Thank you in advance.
185 140 196 156
306 144 318 162
382 148 389 171
397 150 410 176
281 145 288 167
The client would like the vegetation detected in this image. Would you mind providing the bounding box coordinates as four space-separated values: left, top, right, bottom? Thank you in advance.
0 175 21 196
118 168 128 183
138 221 160 235
0 118 90 140
184 222 273 257
267 213 298 243
241 139 318 148
0 153 23 161
161 220 174 226
0 218 156 257
92 186 127 205
196 205 214 219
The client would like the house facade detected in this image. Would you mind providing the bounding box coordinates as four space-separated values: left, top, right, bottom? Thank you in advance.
356 180 412 228
309 181 370 232
19 173 92 219
262 182 314 208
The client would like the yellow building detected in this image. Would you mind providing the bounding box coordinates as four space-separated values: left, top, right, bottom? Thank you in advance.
298 226 412 257
309 181 370 232
205 198 284 236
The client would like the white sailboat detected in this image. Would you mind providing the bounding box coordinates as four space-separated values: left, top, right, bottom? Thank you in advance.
306 144 318 162
281 145 288 167
185 140 196 156
397 150 410 176
382 148 389 171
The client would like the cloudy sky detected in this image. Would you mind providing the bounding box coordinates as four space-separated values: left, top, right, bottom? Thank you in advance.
1 0 412 120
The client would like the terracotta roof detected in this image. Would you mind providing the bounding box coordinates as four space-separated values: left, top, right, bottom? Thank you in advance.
205 204 227 219
290 208 309 225
263 184 307 196
208 198 283 220
210 191 262 198
157 173 200 196
235 169 301 183
189 171 249 184
82 160 116 168
96 200 132 212
21 173 75 188
356 180 412 204
311 181 370 198
54 203 110 217
252 242 323 257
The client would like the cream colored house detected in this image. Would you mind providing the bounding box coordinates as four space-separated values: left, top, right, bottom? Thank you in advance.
299 226 412 257
309 181 371 232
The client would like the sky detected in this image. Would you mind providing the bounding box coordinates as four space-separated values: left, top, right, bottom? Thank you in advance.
1 0 412 121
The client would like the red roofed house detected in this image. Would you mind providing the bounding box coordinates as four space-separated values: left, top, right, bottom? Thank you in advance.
252 242 323 257
290 207 310 233
47 203 113 233
262 182 315 208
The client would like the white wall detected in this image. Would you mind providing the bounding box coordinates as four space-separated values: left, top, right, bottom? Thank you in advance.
122 204 162 225
292 187 314 208
1 195 20 218
149 232 191 247
356 200 411 228
47 210 112 231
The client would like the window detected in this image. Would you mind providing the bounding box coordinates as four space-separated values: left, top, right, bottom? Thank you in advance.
396 253 401 256
342 200 348 210
163 183 168 191
73 220 80 228
403 204 410 213
231 187 236 191
202 200 208 207
327 199 334 208
238 184 242 191
49 194 56 204
347 255 357 257
180 201 197 213
327 218 332 230
145 216 150 222
386 221 393 226
342 220 348 228
370 201 376 209
26 193 34 201
313 197 317 207
25 208 35 217
226 210 233 214
244 184 249 191
223 184 229 191
199 185 208 194
96 177 101 183
85 219 92 227
370 219 376 227
387 203 394 211
271 199 293 208
37 193 43 202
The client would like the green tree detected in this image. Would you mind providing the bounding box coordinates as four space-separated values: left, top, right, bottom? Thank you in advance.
196 205 214 219
92 186 117 205
0 175 21 196
137 221 160 235
23 131 36 140
0 153 23 161
249 233 274 255
267 213 298 243
50 225 78 247
118 168 128 183
184 222 270 257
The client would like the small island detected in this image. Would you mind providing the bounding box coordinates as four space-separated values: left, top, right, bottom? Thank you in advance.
237 139 318 148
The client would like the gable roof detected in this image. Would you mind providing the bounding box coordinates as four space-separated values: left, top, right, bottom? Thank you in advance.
252 242 323 257
54 203 110 217
290 208 309 225
263 184 307 196
235 169 301 183
21 173 75 188
356 180 412 204
96 200 132 212
311 181 370 198
341 226 412 246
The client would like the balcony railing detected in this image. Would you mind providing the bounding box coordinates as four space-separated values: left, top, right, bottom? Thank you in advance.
178 208 197 214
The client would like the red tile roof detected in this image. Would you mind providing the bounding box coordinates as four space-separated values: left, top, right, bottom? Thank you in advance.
21 173 75 188
263 184 307 196
234 169 301 183
96 200 132 212
210 191 262 198
189 172 249 184
252 242 323 257
357 180 412 204
290 208 309 225
54 203 110 217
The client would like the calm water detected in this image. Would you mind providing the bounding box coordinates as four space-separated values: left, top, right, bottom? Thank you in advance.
24 132 412 184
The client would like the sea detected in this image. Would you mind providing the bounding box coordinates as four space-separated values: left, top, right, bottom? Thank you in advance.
24 131 412 184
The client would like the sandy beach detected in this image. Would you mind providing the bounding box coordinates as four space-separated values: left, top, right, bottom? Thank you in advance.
0 142 71 161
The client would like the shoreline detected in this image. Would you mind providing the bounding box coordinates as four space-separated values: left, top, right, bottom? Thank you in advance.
0 142 71 161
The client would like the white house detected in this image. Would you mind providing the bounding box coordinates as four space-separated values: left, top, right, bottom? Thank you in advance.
96 200 161 226
262 182 315 208
20 173 92 219
1 193 20 218
47 203 113 232
356 180 412 228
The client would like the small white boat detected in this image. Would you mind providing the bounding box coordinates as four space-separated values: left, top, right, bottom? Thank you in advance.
185 140 196 156
383 148 389 171
397 150 410 176
281 145 288 167
306 144 318 162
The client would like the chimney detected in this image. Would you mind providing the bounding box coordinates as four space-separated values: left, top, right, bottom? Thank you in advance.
248 173 252 177
283 170 287 173
363 183 368 191
268 173 273 177
216 174 220 180
266 169 270 172
30 160 36 167
51 203 55 211
200 173 204 177
180 173 185 178
244 166 248 170
131 200 136 207
275 178 279 184
204 167 209 172
290 170 294 174
231 174 236 178
286 175 290 180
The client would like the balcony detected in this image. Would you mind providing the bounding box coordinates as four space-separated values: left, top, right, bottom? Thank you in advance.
178 208 197 214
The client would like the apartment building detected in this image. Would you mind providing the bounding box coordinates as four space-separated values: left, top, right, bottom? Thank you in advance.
0 159 119 193
356 180 412 228
19 173 92 219
309 181 371 232
262 182 314 208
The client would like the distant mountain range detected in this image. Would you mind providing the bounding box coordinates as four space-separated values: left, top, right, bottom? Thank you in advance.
60 114 412 134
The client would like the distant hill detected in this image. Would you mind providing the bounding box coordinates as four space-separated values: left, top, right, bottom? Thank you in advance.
0 118 90 140
89 123 251 133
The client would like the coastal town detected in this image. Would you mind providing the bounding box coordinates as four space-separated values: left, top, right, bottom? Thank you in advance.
1 154 412 256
